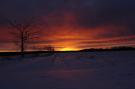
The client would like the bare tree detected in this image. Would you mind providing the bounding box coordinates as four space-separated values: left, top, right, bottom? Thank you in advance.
43 46 55 51
32 45 55 52
7 19 41 57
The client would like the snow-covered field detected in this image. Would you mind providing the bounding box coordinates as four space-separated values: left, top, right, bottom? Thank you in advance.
0 51 135 89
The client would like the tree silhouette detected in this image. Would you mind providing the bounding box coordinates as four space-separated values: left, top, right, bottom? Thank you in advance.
7 18 41 57
32 45 55 51
43 45 55 51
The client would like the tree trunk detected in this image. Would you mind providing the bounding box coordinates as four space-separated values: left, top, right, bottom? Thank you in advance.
21 32 24 57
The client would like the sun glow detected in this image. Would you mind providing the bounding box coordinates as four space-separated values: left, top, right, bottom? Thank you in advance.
59 47 79 51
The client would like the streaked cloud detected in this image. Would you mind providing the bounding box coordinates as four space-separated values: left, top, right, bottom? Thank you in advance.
0 0 135 50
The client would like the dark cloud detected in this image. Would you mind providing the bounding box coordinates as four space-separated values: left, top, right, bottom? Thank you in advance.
76 0 135 27
0 0 135 30
0 0 135 25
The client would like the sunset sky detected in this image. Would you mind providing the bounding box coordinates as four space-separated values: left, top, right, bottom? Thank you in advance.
0 0 135 51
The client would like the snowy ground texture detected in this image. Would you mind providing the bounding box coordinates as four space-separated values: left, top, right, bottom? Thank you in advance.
0 51 135 89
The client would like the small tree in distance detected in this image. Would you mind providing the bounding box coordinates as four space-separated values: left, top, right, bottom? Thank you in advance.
44 46 55 51
32 45 55 52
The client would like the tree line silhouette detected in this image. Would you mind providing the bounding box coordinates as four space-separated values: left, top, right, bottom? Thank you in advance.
80 46 135 52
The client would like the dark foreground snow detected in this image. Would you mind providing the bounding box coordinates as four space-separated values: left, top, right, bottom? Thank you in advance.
0 51 135 89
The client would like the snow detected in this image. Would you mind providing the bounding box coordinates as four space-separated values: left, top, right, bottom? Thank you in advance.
0 51 135 89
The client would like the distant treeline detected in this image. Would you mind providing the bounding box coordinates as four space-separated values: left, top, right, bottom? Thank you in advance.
0 46 135 57
0 51 54 57
80 46 135 52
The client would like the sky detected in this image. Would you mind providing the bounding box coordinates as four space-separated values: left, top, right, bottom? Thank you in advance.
0 0 135 51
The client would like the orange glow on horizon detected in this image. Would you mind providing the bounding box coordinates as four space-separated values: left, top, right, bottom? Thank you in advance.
59 47 79 51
